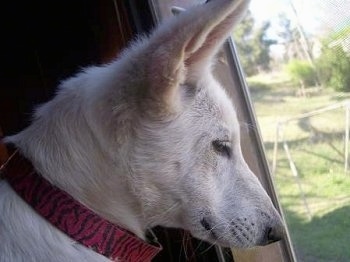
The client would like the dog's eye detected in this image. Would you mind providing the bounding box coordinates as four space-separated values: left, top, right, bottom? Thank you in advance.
212 140 231 158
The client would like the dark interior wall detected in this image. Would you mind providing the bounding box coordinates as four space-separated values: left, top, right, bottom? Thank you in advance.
0 0 132 136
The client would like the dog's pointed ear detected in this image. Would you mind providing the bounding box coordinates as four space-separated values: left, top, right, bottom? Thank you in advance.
186 0 250 72
143 0 250 114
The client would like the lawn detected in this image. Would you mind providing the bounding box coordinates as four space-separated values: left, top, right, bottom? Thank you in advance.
247 72 350 262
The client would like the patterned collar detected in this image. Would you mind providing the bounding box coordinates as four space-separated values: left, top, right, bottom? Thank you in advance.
0 150 162 262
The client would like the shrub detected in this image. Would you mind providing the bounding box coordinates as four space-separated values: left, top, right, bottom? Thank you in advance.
316 45 350 92
286 59 317 87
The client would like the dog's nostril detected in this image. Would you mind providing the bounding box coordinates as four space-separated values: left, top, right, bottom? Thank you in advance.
200 218 211 231
266 226 284 244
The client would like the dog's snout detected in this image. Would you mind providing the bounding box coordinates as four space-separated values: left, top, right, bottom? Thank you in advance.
265 224 284 244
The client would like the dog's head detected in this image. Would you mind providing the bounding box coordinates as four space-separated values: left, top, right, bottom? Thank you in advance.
27 0 284 249
97 0 285 248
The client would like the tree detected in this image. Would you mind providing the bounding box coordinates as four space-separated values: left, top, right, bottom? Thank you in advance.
317 44 350 92
233 11 255 76
277 13 304 62
277 13 293 44
251 21 277 72
314 25 350 92
233 11 276 76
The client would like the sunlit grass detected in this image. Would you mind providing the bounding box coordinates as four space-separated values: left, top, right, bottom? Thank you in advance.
248 71 350 262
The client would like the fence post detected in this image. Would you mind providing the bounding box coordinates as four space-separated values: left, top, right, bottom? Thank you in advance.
345 103 350 173
272 122 281 176
282 138 312 221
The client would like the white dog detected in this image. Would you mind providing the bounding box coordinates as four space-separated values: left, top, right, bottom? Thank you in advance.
0 0 284 261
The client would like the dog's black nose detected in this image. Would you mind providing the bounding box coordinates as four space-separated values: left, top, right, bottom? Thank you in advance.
266 225 284 244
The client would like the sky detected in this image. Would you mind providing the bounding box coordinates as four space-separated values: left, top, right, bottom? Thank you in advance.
249 0 350 36
247 0 350 59
171 0 350 35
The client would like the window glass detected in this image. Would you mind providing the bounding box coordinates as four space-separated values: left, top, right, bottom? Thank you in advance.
234 1 350 261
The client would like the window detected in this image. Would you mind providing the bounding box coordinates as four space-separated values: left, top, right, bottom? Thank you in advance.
234 0 350 261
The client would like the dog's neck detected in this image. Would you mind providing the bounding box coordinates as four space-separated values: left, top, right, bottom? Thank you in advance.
6 101 148 239
1 150 162 261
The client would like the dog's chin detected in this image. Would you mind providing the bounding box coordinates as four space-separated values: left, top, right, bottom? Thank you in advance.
203 236 234 248
214 239 255 249
188 226 261 249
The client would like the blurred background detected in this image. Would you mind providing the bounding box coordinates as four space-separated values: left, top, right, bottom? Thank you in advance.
234 1 350 261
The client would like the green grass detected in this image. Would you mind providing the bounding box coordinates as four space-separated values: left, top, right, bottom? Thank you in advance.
247 72 350 262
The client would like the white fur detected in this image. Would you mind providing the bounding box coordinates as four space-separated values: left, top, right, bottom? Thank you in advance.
0 0 284 261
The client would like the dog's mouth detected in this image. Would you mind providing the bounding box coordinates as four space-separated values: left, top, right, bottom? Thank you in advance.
196 215 284 248
200 217 219 240
197 217 240 248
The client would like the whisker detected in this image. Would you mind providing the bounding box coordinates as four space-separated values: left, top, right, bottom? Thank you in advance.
179 232 186 262
147 202 180 225
191 237 208 258
198 241 218 255
239 121 258 132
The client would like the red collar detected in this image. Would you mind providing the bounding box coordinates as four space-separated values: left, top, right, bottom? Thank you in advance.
0 150 162 262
